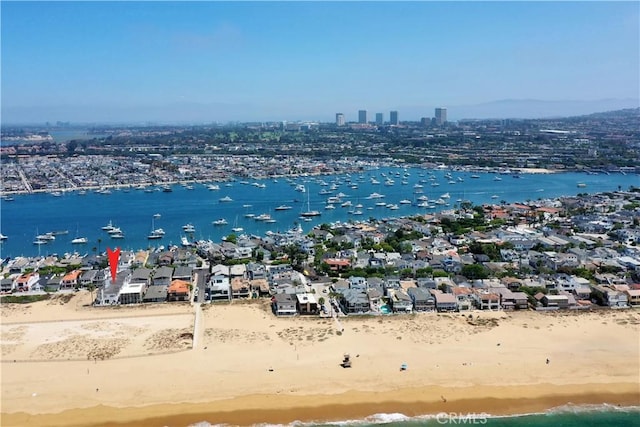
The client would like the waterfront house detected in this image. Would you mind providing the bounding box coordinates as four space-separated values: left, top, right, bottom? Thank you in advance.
407 287 435 311
230 277 251 298
167 279 190 302
451 286 474 311
430 289 457 312
118 280 145 304
207 275 230 301
1 277 14 293
60 270 82 290
339 288 370 314
541 294 569 309
95 271 128 306
143 285 168 303
272 293 297 316
624 289 640 307
296 293 319 315
15 272 40 292
474 291 501 310
388 288 413 313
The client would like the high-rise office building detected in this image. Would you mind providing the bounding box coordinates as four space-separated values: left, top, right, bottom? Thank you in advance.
390 110 398 125
358 110 368 124
375 113 383 125
435 107 447 125
336 113 345 126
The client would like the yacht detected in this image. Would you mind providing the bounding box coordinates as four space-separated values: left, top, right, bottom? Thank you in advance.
219 196 233 202
231 226 244 233
102 221 115 231
208 184 220 191
182 224 196 233
0 233 7 241
399 199 412 204
254 213 272 222
212 218 228 226
367 192 385 199
71 237 88 244
325 204 335 210
111 232 125 239
275 205 292 211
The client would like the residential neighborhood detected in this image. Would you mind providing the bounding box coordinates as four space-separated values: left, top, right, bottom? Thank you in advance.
2 190 639 318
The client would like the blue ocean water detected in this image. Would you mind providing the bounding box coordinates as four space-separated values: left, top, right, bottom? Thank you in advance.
189 406 640 427
1 167 638 259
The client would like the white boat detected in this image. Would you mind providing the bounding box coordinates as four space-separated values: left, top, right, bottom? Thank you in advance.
0 233 7 241
219 196 233 202
208 184 220 190
254 213 272 221
300 187 321 217
232 226 244 233
367 192 385 199
108 227 123 235
275 205 292 211
71 237 88 244
102 221 115 231
153 213 161 219
182 224 196 233
212 218 228 226
325 204 335 210
399 199 412 204
111 233 125 239
341 201 352 207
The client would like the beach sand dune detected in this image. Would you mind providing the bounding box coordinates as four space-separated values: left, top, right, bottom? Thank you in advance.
1 295 639 426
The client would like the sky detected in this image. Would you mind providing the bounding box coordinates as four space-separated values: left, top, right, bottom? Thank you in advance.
2 1 639 124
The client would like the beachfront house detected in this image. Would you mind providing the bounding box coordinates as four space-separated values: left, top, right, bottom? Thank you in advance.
143 285 168 303
272 293 297 316
167 279 190 302
388 288 413 313
541 294 569 309
230 277 251 299
1 278 14 293
95 271 128 306
207 274 230 301
474 291 501 310
14 272 40 292
430 289 457 312
60 270 82 290
407 287 436 311
118 280 145 305
296 293 319 315
341 289 372 314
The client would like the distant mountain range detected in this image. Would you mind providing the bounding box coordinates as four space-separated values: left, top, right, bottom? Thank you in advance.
2 98 639 125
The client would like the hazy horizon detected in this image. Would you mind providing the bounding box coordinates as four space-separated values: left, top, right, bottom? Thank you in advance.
2 2 639 124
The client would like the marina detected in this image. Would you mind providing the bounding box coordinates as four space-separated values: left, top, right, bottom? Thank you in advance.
0 167 637 258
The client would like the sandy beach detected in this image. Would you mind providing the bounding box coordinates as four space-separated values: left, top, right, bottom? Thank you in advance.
1 292 639 426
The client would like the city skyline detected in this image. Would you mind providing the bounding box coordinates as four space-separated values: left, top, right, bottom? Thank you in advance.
2 1 639 124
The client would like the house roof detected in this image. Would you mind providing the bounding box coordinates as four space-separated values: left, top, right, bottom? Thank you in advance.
168 279 190 294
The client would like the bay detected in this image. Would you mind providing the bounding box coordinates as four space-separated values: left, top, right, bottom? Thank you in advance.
1 167 638 259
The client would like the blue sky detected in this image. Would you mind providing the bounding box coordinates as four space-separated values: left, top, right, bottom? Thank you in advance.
2 1 639 123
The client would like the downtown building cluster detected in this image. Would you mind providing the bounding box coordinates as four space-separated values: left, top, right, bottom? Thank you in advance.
336 107 447 127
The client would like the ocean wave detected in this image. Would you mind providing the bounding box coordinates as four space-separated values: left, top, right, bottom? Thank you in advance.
189 405 640 427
